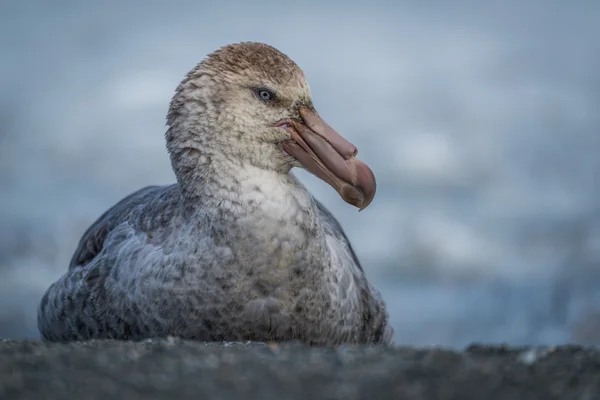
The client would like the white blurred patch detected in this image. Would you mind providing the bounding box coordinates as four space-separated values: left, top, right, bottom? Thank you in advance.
109 70 175 110
407 215 501 276
392 132 466 184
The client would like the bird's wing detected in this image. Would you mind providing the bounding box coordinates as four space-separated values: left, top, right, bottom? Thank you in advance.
39 184 182 340
68 185 172 269
315 199 393 344
314 199 363 272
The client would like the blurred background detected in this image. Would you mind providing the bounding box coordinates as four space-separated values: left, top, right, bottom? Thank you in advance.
1 0 599 347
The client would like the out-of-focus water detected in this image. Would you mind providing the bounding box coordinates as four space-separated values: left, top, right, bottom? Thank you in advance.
1 0 599 347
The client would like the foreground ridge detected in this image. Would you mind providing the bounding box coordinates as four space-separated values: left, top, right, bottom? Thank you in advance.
1 339 600 400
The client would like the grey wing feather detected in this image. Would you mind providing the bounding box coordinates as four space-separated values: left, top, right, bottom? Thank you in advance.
314 199 363 272
315 199 393 344
69 185 166 269
40 185 177 341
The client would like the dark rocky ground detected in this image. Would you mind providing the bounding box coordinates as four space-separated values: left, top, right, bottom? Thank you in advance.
1 339 600 400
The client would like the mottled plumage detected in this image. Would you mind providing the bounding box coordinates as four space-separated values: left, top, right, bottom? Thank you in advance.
38 42 392 345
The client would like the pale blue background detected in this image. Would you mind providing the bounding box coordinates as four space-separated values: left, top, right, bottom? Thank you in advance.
1 0 599 347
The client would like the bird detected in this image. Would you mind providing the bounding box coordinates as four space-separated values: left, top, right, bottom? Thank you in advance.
38 42 393 345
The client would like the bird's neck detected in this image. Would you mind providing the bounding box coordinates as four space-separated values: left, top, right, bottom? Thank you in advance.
185 150 328 263
167 131 320 230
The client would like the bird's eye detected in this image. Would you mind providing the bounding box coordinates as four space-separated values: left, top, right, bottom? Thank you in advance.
259 90 272 100
256 88 275 102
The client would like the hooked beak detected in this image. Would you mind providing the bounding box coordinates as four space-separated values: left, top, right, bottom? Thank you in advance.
277 106 376 210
